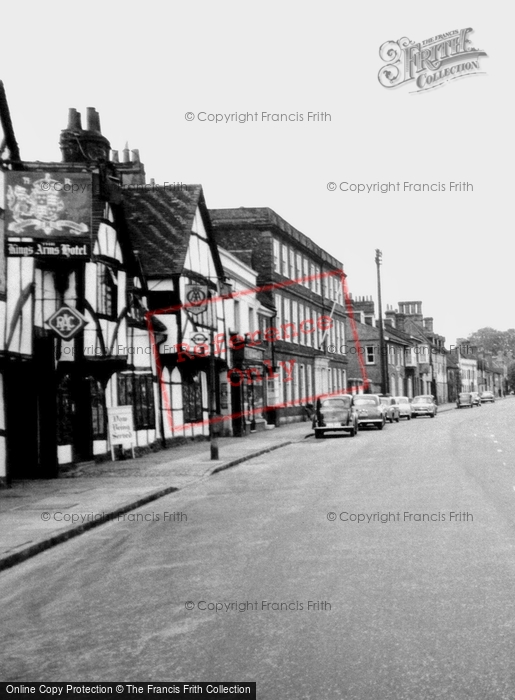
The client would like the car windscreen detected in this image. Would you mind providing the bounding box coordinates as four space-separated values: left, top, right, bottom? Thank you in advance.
412 397 429 404
320 399 349 408
353 398 378 406
459 393 471 398
396 398 409 404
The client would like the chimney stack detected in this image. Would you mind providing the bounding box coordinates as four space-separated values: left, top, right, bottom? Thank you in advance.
60 106 110 162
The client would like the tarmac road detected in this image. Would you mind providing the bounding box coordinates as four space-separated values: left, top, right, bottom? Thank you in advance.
2 400 515 698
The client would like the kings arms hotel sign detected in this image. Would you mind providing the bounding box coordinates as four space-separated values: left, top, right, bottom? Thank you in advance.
5 171 92 258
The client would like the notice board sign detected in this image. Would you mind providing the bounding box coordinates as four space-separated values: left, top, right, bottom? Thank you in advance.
107 406 135 460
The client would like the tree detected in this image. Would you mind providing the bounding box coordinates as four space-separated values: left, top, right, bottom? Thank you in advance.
466 327 515 359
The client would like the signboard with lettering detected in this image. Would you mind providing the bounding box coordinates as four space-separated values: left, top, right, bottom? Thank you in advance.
4 171 92 240
7 241 91 258
46 305 88 340
107 406 136 460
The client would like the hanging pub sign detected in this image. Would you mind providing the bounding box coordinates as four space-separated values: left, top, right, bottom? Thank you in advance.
46 305 88 340
5 170 92 257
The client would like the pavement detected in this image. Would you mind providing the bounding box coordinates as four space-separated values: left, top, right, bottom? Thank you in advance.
0 420 315 572
0 401 459 573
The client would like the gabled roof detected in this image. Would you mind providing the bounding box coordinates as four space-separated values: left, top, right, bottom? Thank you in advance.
344 317 379 342
123 184 221 279
403 317 431 344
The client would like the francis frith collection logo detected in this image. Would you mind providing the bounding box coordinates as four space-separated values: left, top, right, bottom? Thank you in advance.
378 28 487 92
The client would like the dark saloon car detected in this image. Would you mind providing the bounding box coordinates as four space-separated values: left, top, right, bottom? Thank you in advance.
353 394 387 430
456 392 473 408
411 395 437 418
313 395 358 438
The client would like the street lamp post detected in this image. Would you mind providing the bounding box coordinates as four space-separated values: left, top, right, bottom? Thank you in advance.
375 249 388 395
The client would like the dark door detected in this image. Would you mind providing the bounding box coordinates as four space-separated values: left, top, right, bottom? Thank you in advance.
5 360 39 480
231 381 244 437
71 375 94 462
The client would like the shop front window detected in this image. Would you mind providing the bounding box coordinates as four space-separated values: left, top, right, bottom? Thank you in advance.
90 377 107 438
118 373 155 430
182 372 203 423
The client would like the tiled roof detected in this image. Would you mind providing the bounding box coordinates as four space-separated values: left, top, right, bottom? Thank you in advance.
122 185 204 278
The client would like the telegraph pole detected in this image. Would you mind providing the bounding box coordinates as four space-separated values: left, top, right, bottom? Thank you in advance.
375 249 388 395
208 293 219 460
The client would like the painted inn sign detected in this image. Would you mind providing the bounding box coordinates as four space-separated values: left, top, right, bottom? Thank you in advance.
46 305 88 340
5 171 92 239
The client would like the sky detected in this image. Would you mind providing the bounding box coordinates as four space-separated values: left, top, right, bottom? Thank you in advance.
1 1 511 345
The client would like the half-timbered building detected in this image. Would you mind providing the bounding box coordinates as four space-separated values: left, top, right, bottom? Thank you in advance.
123 185 228 443
0 80 22 485
1 107 158 481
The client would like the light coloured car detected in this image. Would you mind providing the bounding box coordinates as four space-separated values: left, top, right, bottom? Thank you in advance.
313 395 358 438
470 391 481 407
353 394 387 430
379 396 400 423
411 395 437 418
479 391 495 403
393 396 412 420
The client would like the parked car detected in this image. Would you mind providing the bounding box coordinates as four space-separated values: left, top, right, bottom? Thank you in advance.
393 396 412 420
470 392 481 407
456 392 473 408
352 394 387 430
411 395 437 418
379 396 400 423
479 391 495 403
313 395 358 438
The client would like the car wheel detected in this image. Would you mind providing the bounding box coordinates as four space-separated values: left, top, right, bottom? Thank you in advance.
396 415 400 423
315 431 324 439
407 415 411 420
377 420 384 430
389 416 393 423
349 427 355 437
430 412 435 418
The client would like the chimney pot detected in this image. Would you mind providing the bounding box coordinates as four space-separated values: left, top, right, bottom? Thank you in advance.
131 148 140 163
122 142 131 163
67 108 82 131
86 107 101 133
110 150 119 163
